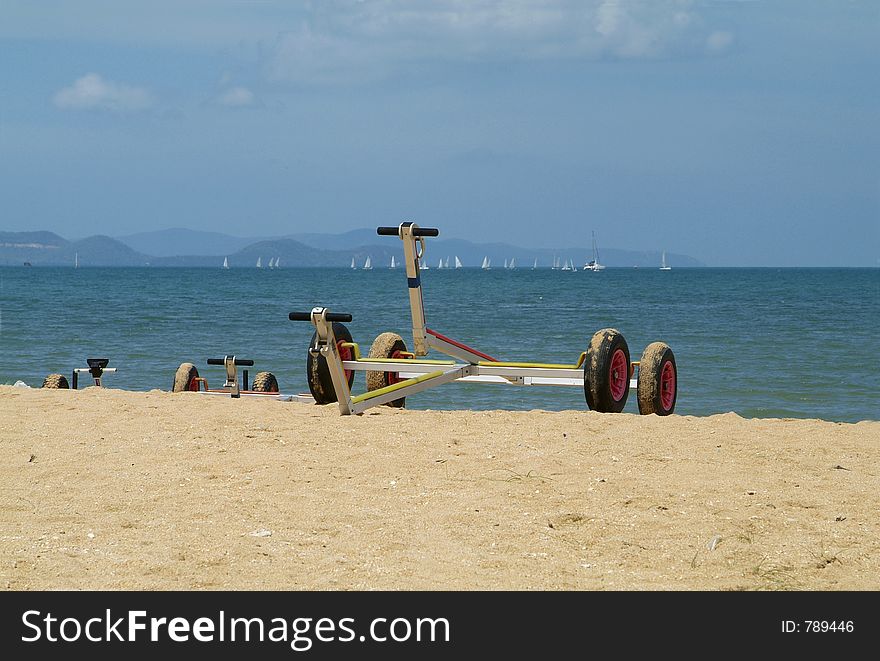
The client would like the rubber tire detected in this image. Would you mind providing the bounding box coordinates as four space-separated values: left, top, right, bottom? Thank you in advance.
307 322 355 404
251 371 279 393
584 328 630 413
365 332 408 408
42 373 69 389
637 342 677 415
172 362 200 392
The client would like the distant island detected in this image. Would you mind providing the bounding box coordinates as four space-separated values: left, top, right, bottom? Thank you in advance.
0 228 704 268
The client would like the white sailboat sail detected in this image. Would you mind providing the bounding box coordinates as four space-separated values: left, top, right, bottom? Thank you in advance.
75 252 79 269
509 258 515 269
503 258 508 269
222 256 228 269
438 258 443 269
584 231 606 271
351 257 356 269
481 256 490 270
660 251 671 270
256 257 262 268
455 256 462 269
533 258 537 269
363 256 372 270
444 257 450 268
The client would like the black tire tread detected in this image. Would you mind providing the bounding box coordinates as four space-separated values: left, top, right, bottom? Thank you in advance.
251 371 279 393
584 328 630 413
172 362 199 392
307 322 355 404
42 373 69 389
637 342 677 416
365 332 408 408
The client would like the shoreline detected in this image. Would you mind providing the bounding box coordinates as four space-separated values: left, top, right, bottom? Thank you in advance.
2 386 878 590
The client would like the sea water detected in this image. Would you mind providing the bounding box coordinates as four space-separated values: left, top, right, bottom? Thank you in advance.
1 266 877 422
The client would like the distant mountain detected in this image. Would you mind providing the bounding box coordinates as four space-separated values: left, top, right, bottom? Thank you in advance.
2 228 704 267
117 228 264 257
288 228 380 251
0 231 150 266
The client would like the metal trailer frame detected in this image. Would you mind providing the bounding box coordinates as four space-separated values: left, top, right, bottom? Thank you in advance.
293 223 649 416
71 358 117 389
188 355 307 400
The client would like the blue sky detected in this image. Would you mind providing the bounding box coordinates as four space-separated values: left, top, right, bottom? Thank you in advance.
1 0 877 265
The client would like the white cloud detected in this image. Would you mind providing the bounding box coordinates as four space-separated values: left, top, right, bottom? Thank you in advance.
706 31 734 54
216 86 256 107
266 0 733 83
53 73 154 112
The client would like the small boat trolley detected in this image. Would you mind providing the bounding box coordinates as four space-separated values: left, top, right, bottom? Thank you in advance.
290 223 678 416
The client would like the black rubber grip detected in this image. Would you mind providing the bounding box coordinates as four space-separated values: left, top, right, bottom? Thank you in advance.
288 311 353 323
376 225 439 237
207 358 254 366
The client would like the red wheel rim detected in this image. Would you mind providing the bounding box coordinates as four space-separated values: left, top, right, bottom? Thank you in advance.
187 377 199 392
660 360 676 411
609 348 628 402
337 342 353 382
386 350 403 385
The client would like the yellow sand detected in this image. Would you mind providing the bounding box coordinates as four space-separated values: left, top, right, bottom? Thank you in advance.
1 386 877 590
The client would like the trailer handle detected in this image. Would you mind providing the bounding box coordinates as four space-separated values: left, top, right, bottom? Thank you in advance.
377 224 439 237
289 311 353 323
207 358 254 366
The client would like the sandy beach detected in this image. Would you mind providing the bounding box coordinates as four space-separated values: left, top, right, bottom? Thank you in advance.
1 385 877 591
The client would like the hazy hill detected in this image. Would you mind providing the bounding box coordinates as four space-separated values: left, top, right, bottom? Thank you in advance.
118 228 263 257
0 232 150 266
2 228 704 267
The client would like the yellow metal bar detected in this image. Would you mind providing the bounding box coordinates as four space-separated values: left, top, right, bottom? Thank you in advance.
350 370 445 404
363 357 456 365
477 352 587 370
338 342 362 360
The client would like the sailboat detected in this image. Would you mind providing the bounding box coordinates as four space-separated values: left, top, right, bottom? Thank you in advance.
438 258 444 269
509 258 516 270
351 257 357 269
256 257 262 268
390 255 397 269
481 256 490 270
454 256 463 269
660 251 672 270
222 256 229 269
444 257 450 268
561 258 572 271
584 232 605 271
533 258 538 269
503 259 508 269
268 257 275 269
275 257 280 268
363 256 372 270
551 256 560 270
75 252 79 269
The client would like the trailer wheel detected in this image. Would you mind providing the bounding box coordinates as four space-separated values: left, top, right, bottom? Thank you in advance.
584 329 630 413
172 362 200 392
307 322 356 404
637 342 677 415
42 373 69 389
366 332 408 408
251 371 279 393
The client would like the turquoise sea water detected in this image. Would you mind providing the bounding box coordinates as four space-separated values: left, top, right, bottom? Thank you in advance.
1 266 877 422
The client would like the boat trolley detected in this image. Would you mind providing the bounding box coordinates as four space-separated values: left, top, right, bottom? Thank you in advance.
290 223 677 416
